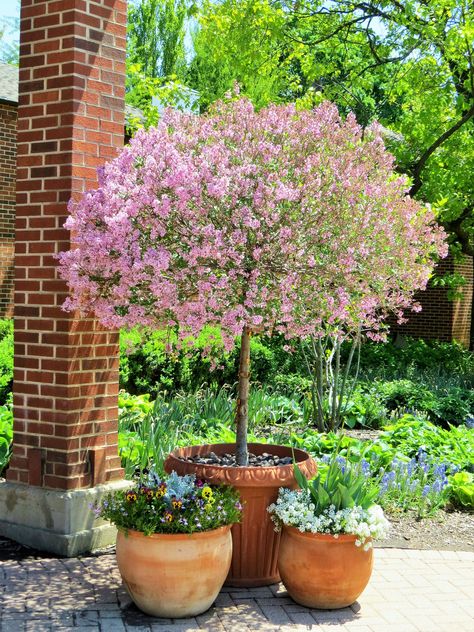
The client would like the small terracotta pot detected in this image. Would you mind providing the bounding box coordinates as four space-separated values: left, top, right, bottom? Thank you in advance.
164 443 316 587
278 526 374 609
115 525 232 618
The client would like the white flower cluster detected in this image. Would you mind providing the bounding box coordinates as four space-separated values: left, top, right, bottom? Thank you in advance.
268 489 390 550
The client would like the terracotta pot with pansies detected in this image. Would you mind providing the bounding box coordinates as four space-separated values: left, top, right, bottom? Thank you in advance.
92 471 242 618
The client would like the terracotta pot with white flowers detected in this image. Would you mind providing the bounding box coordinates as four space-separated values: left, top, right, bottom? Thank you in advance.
268 448 390 609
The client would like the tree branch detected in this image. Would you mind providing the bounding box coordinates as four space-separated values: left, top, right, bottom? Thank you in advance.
409 104 474 196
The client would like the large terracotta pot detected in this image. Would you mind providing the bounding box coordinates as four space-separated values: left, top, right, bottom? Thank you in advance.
278 526 374 609
164 443 316 587
116 525 232 618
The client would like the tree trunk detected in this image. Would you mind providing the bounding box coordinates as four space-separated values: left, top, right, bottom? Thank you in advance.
235 326 251 466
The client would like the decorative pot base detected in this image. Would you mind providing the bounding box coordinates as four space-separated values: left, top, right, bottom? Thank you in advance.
164 443 316 587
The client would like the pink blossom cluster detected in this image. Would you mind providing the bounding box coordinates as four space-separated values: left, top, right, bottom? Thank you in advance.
58 98 447 349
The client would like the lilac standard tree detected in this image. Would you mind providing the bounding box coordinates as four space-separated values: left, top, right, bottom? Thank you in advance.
59 97 447 465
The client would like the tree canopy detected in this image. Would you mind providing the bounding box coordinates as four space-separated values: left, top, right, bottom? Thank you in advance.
59 97 446 461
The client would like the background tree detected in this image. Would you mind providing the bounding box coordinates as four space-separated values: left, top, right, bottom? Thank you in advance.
0 6 19 65
126 0 193 114
187 0 290 110
281 1 474 342
127 0 190 79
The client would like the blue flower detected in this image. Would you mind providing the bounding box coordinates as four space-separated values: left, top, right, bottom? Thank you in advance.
465 416 474 429
336 456 346 474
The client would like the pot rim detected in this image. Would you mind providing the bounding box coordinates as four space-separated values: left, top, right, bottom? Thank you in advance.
166 442 314 472
283 525 373 543
117 524 232 540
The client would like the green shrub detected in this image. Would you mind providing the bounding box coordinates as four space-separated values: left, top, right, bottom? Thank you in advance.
272 373 312 396
376 379 473 427
0 395 13 475
377 380 439 415
432 387 474 426
353 337 474 384
381 416 474 471
119 327 284 396
0 319 13 405
342 387 388 429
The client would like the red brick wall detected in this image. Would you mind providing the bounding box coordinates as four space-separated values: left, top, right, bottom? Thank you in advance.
7 0 127 490
390 255 473 347
0 103 17 319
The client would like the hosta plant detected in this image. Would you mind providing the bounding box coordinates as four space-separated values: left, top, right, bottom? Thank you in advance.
447 472 474 509
94 471 242 536
268 451 390 549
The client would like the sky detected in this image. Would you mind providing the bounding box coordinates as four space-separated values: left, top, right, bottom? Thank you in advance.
0 0 20 50
1 0 19 22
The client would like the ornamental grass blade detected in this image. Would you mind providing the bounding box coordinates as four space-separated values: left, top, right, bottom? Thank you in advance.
292 448 309 491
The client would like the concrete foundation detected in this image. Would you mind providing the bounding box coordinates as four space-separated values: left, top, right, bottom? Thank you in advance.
0 479 129 556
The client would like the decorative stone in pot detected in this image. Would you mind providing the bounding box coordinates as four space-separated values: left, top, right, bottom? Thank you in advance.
278 526 374 609
116 525 232 617
164 442 317 587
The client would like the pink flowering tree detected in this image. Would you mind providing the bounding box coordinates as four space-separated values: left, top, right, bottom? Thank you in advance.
58 97 447 465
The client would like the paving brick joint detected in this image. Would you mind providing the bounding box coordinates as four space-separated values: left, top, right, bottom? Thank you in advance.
0 547 473 631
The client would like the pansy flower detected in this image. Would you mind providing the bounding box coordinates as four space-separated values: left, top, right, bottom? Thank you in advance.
171 498 183 510
155 483 167 498
201 486 213 500
164 512 173 522
125 491 137 503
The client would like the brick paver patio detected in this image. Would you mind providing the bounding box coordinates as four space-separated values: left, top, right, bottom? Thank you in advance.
0 546 473 632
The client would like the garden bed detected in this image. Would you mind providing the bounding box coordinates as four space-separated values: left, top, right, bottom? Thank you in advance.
379 509 474 551
346 425 474 550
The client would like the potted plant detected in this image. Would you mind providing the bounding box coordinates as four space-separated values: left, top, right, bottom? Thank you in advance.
268 452 390 609
94 470 242 617
59 96 445 586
